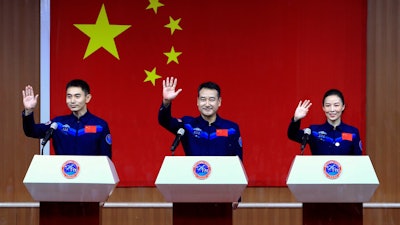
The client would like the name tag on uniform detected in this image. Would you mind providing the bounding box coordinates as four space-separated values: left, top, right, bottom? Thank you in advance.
216 129 228 137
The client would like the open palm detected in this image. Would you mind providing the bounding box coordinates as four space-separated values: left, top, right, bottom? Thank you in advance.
22 85 38 111
294 100 312 121
163 77 182 101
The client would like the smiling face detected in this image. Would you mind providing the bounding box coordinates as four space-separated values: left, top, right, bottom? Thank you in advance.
322 94 345 125
197 88 221 123
66 86 91 117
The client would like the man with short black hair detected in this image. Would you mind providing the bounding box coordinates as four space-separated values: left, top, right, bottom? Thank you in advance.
22 79 112 158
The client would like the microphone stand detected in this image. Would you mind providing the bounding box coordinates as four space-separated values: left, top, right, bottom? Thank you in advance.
300 128 310 155
300 136 308 155
170 128 185 156
170 143 176 156
300 145 305 155
40 144 45 155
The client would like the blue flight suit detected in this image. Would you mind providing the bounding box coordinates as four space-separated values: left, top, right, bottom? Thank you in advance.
288 118 362 155
158 103 243 160
23 111 112 159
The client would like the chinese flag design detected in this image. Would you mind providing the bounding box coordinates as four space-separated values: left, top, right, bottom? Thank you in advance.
85 125 97 133
50 0 366 186
216 129 229 137
342 133 353 141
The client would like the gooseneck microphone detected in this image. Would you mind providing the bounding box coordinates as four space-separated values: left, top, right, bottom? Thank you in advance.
300 128 311 155
40 122 58 155
171 128 185 155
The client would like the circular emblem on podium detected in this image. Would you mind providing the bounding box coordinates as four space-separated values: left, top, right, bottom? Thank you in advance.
323 160 342 179
61 160 80 179
193 160 211 180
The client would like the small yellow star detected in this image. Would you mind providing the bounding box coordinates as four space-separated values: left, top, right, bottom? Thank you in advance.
164 46 182 64
164 16 182 35
146 0 164 14
144 67 162 86
74 4 131 59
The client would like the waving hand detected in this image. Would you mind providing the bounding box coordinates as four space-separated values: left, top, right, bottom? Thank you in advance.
293 100 312 122
162 77 182 106
22 85 39 115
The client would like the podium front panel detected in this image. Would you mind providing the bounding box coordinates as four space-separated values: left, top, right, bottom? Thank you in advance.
155 156 248 202
23 155 119 202
286 155 379 203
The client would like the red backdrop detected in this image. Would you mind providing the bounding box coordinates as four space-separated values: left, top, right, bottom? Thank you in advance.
49 0 366 186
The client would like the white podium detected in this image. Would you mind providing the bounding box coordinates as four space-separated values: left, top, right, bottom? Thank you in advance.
286 155 379 225
23 155 119 225
155 156 248 225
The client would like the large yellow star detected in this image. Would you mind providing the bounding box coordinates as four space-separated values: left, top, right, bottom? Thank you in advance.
164 46 182 64
144 67 162 86
146 0 164 14
164 16 182 35
74 4 131 59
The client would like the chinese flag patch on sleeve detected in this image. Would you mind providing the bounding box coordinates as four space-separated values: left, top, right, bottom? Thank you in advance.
342 132 353 141
216 129 228 137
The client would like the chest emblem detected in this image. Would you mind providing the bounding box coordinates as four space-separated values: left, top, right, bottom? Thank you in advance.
216 129 228 137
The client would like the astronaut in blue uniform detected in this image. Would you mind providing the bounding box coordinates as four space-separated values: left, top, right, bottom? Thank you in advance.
158 77 243 159
22 79 112 159
287 89 362 155
158 77 243 208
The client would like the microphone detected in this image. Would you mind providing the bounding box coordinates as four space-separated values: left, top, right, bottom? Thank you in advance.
41 122 58 146
171 128 185 155
300 128 311 155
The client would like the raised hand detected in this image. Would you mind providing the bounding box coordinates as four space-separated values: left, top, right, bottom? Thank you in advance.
22 85 39 115
294 100 312 122
162 77 182 106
